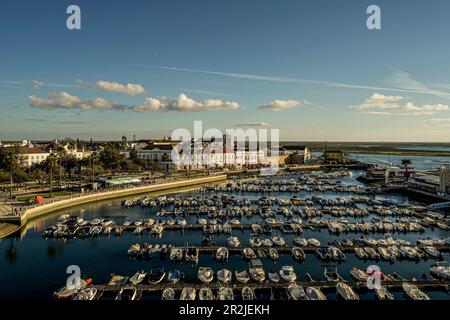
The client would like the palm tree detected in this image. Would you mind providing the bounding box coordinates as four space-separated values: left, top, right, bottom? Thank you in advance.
88 153 100 186
401 159 412 178
47 153 58 197
55 147 67 190
0 146 22 199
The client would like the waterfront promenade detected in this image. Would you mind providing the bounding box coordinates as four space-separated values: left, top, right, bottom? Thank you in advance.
0 174 227 238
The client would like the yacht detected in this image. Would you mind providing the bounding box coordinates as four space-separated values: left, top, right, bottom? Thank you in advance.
241 287 255 300
287 283 309 300
354 247 369 259
227 236 241 248
54 279 87 299
268 271 280 283
350 268 370 281
330 247 346 261
243 247 257 260
180 287 196 300
215 247 229 262
115 286 138 300
198 267 214 283
147 268 166 284
249 238 262 247
170 248 184 261
73 287 97 301
235 270 250 283
375 286 394 300
130 271 147 285
217 268 232 283
430 262 450 280
291 247 305 261
279 266 297 282
168 270 183 284
162 288 176 300
218 287 234 300
199 288 214 300
294 237 308 247
402 282 430 300
423 246 441 259
306 287 327 300
307 238 321 247
249 259 266 282
185 247 199 264
271 235 286 246
268 248 279 260
336 282 359 300
324 267 343 282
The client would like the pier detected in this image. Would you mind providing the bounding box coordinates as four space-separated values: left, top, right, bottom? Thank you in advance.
89 279 450 296
0 175 227 239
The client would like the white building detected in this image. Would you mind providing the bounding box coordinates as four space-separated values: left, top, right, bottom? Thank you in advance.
22 147 50 167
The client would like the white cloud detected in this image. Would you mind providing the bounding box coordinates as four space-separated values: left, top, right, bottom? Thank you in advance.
351 93 448 116
134 93 240 112
258 99 309 111
28 80 44 88
146 65 450 99
424 118 450 126
28 92 127 111
77 80 145 96
235 122 270 128
384 69 450 100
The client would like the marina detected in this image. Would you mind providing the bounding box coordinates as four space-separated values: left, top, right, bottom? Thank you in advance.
1 169 450 300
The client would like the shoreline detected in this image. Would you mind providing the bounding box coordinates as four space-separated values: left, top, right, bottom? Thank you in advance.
0 175 227 238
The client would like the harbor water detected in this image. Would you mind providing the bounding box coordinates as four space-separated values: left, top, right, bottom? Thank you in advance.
1 170 449 300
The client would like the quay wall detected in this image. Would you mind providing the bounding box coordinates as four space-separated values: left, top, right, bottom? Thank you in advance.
15 175 227 226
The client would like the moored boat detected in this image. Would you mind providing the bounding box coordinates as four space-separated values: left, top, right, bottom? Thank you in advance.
306 287 326 300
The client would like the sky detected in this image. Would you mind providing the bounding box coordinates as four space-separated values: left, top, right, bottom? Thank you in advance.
1 0 450 142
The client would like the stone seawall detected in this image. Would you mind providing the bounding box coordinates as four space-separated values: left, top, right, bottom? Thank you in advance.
14 175 227 227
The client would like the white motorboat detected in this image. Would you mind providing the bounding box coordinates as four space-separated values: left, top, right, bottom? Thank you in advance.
162 288 176 300
287 283 308 300
215 247 229 261
350 268 370 282
241 287 255 300
130 271 147 285
402 282 430 300
375 286 394 300
243 247 257 260
218 287 234 300
199 288 214 300
180 287 196 300
235 270 250 284
198 267 214 283
227 236 241 248
115 286 138 300
73 287 97 300
268 271 280 283
306 287 327 300
423 246 441 258
249 259 266 282
279 265 297 282
430 262 450 280
307 238 321 247
336 282 359 300
217 268 232 283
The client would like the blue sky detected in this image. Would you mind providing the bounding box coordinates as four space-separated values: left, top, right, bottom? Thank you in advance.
1 0 450 141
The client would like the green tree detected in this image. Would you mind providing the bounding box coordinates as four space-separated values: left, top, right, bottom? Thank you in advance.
45 153 58 197
0 146 23 198
99 144 124 172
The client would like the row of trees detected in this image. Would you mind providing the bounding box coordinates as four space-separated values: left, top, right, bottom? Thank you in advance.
0 143 157 199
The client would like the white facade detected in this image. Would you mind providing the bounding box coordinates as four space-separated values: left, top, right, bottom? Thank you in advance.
22 148 50 167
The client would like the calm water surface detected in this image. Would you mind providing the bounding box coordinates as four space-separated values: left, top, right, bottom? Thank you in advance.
1 171 449 300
